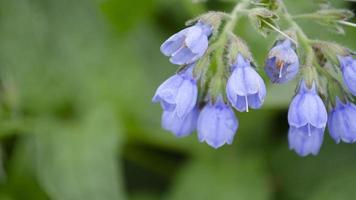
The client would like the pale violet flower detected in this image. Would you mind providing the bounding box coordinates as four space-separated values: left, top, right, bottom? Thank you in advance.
339 56 356 96
226 54 266 112
328 98 356 143
197 97 238 149
288 80 327 156
152 65 197 118
265 39 299 84
160 21 212 65
162 107 199 137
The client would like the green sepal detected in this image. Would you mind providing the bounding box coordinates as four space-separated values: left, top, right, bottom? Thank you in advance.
248 8 279 37
186 11 228 37
305 9 354 34
225 34 256 67
311 40 353 68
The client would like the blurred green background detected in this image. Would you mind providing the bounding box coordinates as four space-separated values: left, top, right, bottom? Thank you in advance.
0 0 355 199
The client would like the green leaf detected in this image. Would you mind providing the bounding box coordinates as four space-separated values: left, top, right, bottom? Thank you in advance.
308 169 356 200
32 108 126 200
1 139 48 200
166 154 271 200
270 138 356 200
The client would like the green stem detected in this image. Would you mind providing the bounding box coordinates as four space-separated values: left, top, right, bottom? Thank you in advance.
279 1 316 83
282 7 311 53
224 0 250 33
207 0 250 53
209 0 250 99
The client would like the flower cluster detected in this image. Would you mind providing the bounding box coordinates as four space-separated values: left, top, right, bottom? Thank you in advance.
153 3 356 157
327 56 356 144
153 20 269 149
154 21 243 148
285 54 356 156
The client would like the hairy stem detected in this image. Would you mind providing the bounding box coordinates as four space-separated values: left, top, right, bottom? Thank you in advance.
280 3 312 55
207 0 250 53
209 0 250 99
224 0 250 33
279 1 317 83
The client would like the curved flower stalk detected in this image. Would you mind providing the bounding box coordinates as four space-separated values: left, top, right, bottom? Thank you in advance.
288 81 327 156
226 54 266 112
197 98 238 149
160 21 212 65
328 98 356 143
265 39 299 84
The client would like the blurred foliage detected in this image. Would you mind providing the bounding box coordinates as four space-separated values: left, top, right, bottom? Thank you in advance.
0 0 354 200
32 108 124 200
166 154 270 200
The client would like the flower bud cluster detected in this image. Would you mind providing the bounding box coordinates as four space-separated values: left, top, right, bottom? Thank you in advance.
153 8 356 156
154 19 241 148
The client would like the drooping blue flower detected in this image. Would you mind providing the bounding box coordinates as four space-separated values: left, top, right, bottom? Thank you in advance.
288 80 327 156
162 107 199 137
152 65 197 118
226 54 266 112
339 56 356 96
328 98 356 143
265 39 299 84
197 97 238 149
160 21 212 65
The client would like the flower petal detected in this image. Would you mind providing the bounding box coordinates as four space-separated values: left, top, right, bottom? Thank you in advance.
152 75 183 110
288 81 326 128
247 93 263 109
288 93 306 127
170 47 196 65
162 108 198 137
197 102 238 148
265 39 299 84
160 29 188 56
175 79 198 118
342 60 356 96
288 125 324 157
